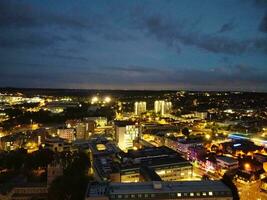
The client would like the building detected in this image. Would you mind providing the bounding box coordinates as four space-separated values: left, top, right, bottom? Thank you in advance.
188 145 206 161
134 102 146 115
85 181 233 200
7 183 48 200
165 137 203 154
57 128 75 141
115 121 139 151
44 137 71 152
85 117 107 127
92 146 193 183
76 122 88 140
47 162 63 185
154 101 172 115
216 156 239 171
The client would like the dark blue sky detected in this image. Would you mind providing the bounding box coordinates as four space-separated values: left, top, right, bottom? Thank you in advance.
0 0 267 91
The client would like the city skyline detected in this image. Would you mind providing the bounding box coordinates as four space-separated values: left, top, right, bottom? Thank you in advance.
1 0 267 91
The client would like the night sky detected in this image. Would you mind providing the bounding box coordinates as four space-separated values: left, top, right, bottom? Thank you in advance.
0 0 267 91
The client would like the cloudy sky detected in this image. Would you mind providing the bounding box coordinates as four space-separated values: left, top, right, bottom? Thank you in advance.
0 0 267 91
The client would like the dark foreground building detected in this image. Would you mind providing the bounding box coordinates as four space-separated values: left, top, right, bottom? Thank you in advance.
85 180 233 200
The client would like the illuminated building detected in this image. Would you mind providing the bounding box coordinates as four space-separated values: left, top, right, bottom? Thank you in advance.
165 137 203 155
188 146 206 161
85 117 107 127
216 156 238 170
154 100 172 115
93 146 193 183
66 119 96 137
57 128 75 141
88 137 122 181
115 121 139 151
44 137 71 152
85 181 233 200
134 101 146 115
76 122 88 140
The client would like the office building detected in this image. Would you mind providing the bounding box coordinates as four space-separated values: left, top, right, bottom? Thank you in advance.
115 121 139 151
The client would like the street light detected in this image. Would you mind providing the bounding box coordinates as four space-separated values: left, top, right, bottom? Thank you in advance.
104 96 111 103
205 134 211 140
91 96 98 104
244 163 251 171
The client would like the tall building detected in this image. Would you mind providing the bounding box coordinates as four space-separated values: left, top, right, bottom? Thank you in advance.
154 100 172 115
115 121 139 151
76 122 87 140
134 101 146 115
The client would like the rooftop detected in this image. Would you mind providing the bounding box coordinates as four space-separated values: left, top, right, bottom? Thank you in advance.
86 181 232 198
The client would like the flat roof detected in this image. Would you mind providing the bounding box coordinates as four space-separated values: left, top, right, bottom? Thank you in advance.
109 181 231 195
216 156 238 164
86 181 232 198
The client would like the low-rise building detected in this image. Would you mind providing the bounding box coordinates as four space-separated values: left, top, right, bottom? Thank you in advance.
85 181 233 200
57 128 75 141
216 156 239 170
44 137 71 152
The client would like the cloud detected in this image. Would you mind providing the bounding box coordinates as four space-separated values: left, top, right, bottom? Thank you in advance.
1 62 267 91
259 12 267 33
0 0 89 29
0 32 66 48
218 22 235 33
132 13 267 55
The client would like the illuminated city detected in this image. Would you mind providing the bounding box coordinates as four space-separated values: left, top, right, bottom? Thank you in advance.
1 1 267 200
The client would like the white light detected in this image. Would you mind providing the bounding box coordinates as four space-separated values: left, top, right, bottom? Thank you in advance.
104 96 111 103
91 96 98 103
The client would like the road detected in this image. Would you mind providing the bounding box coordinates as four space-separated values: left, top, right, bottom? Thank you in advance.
235 180 267 200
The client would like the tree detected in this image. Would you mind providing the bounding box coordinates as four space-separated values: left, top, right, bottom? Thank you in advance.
221 174 240 200
48 151 91 200
182 127 190 138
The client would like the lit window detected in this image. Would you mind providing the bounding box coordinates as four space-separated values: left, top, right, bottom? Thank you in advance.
190 193 194 196
151 194 155 197
177 193 182 197
209 192 213 196
138 194 142 198
118 195 122 198
144 194 148 198
197 193 201 196
202 192 207 196
131 194 135 198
